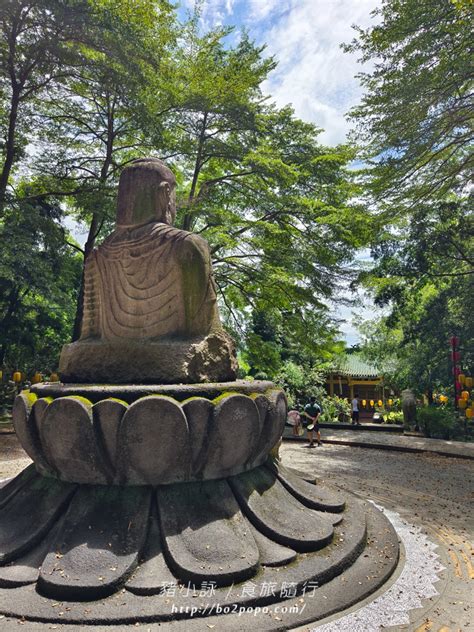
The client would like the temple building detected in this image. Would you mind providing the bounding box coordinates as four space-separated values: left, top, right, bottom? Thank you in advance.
325 354 388 417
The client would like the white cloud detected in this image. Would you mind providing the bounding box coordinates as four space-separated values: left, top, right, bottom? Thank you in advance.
250 0 380 144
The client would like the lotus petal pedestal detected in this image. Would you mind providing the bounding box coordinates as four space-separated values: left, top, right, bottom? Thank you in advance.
0 381 400 628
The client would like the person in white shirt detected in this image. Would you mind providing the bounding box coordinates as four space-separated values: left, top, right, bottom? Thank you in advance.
351 394 361 425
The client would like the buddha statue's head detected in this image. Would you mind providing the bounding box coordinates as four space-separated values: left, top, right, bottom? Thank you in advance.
116 158 177 227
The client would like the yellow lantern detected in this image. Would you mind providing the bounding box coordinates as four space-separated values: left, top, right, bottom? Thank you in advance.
388 399 393 406
466 408 474 419
458 398 467 409
377 399 383 407
362 399 366 406
12 371 22 383
461 390 470 400
0 370 2 381
458 374 465 385
465 377 473 389
49 372 60 382
370 399 374 407
31 372 42 385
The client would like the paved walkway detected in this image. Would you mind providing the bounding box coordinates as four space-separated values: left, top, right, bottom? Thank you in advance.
283 425 474 460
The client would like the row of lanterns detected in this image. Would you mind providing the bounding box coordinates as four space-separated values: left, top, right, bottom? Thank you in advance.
0 371 60 383
360 399 391 408
457 373 473 418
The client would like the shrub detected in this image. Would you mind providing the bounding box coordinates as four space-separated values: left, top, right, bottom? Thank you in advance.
417 406 460 439
320 395 351 423
384 411 404 424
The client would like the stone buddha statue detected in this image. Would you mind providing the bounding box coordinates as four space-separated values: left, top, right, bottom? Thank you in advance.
59 158 237 384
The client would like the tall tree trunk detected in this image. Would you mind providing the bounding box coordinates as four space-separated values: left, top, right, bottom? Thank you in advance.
72 96 114 341
0 285 20 366
0 87 20 214
71 212 99 341
182 111 207 231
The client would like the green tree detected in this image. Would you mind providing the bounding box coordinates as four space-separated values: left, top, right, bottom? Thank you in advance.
0 192 82 371
145 24 369 356
345 0 473 207
348 0 473 395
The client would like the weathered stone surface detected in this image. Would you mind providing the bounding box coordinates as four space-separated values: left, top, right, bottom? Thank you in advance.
230 466 335 552
250 389 287 465
402 388 417 426
31 380 275 403
249 526 297 567
0 464 37 510
60 333 237 384
0 493 398 628
38 486 151 600
203 394 261 479
126 511 177 595
157 479 259 586
12 393 51 474
0 515 64 587
117 395 191 485
0 476 75 564
93 398 127 473
182 397 213 476
15 385 287 485
267 461 346 512
40 397 112 484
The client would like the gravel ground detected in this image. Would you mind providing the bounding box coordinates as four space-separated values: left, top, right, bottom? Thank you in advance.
0 432 31 479
280 442 474 631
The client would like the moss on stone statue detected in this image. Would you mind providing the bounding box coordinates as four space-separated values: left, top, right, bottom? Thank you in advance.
63 395 93 409
180 241 209 331
211 391 241 405
102 397 129 407
20 390 38 407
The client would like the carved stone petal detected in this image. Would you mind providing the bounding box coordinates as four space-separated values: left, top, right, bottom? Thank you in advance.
0 515 65 587
0 477 76 564
251 390 287 465
229 466 334 552
249 526 297 567
182 397 213 477
40 397 112 484
117 395 190 485
0 464 37 510
203 394 260 479
266 461 346 513
12 394 51 474
38 486 151 600
126 510 177 595
93 399 128 474
157 479 259 586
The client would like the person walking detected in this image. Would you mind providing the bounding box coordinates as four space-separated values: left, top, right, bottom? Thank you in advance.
303 396 322 447
287 409 302 436
351 393 361 425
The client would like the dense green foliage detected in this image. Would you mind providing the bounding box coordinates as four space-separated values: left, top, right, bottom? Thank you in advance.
348 0 473 396
345 0 472 207
0 196 81 370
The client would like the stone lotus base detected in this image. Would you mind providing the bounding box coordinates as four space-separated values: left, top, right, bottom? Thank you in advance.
14 381 286 485
0 460 399 628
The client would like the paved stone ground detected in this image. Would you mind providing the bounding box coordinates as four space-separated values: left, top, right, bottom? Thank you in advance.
280 442 473 632
283 426 474 460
